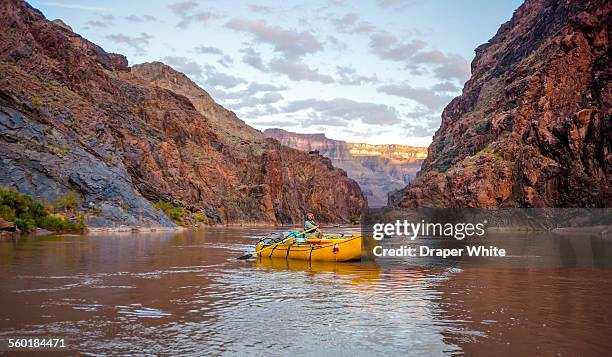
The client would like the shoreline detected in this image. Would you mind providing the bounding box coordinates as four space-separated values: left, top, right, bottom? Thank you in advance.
8 224 610 238
2 223 356 239
86 225 187 234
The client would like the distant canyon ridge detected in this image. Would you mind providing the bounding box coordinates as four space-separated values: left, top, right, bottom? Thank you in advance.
265 129 427 207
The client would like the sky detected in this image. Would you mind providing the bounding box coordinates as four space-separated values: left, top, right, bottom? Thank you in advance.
29 0 522 146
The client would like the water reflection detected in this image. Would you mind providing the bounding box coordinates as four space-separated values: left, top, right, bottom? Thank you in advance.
0 228 610 355
254 257 382 286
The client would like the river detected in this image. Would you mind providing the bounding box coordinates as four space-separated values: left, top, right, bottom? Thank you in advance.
1 227 611 356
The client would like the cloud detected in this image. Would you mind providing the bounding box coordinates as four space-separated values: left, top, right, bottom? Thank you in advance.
205 87 233 101
106 32 152 55
248 4 274 13
377 83 453 112
240 47 266 70
168 1 222 29
376 0 424 9
241 53 376 86
432 58 470 83
336 66 378 85
299 114 350 127
41 1 111 11
335 12 358 26
411 50 470 82
125 15 157 23
403 111 440 136
85 14 115 28
193 46 233 67
333 13 376 34
225 17 322 59
400 108 441 137
432 81 461 93
168 1 197 12
195 45 223 55
218 55 234 68
240 105 281 118
162 55 204 78
202 65 246 88
268 58 334 83
283 98 402 125
207 82 288 101
162 56 245 88
86 20 109 28
369 31 426 61
326 35 347 50
252 119 297 127
377 0 404 7
227 92 284 110
240 82 288 96
369 31 470 82
404 123 437 137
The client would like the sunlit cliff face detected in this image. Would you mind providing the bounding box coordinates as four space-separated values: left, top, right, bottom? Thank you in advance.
264 128 427 161
347 143 428 163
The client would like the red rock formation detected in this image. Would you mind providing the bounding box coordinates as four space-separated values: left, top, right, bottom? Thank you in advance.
0 0 366 226
265 128 426 206
396 0 611 208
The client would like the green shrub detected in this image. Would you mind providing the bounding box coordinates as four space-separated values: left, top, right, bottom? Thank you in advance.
14 217 36 232
76 213 86 230
36 215 77 232
0 204 15 221
192 212 208 223
0 186 84 233
51 191 82 212
154 201 184 224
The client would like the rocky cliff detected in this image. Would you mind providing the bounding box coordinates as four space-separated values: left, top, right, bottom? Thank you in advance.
265 128 427 207
0 0 366 227
393 0 611 208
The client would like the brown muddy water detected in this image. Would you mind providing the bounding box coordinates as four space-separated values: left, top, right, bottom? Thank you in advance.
0 227 611 356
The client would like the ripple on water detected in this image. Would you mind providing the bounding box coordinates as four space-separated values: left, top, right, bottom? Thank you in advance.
116 304 172 319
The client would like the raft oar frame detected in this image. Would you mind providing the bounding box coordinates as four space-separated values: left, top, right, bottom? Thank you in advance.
237 225 319 260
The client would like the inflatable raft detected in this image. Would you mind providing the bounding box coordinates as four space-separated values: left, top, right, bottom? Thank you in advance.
255 234 362 262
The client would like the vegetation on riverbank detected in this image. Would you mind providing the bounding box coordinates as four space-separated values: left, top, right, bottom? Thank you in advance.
154 201 208 226
0 186 85 233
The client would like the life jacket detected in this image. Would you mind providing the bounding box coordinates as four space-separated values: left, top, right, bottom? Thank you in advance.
304 220 317 232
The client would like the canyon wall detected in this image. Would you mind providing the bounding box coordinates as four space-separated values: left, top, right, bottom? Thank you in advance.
265 128 427 206
393 0 611 208
0 0 366 227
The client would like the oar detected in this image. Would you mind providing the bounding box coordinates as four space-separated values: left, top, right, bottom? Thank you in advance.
319 233 347 238
237 225 319 260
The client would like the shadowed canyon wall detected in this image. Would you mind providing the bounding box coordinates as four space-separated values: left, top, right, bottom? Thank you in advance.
0 0 366 226
393 0 611 208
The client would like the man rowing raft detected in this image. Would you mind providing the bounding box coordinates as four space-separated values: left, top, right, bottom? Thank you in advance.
304 212 323 239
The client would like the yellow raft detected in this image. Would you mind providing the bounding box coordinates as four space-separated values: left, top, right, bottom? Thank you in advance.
255 235 362 262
